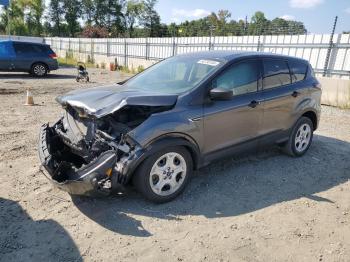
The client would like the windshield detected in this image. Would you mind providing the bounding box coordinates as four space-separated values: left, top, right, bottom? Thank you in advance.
124 56 224 94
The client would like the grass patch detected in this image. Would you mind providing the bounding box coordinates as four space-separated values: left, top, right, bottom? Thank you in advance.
57 57 95 68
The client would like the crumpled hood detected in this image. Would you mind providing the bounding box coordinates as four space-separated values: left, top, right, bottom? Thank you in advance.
56 84 178 118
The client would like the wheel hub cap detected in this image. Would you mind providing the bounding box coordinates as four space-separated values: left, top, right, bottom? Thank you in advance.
149 152 187 196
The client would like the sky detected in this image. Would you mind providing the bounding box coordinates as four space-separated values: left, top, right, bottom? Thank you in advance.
155 0 350 33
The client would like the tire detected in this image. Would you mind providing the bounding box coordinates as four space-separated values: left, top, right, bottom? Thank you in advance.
283 116 314 157
31 63 48 77
132 146 193 203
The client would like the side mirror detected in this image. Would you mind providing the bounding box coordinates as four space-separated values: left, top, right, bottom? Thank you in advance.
210 88 233 100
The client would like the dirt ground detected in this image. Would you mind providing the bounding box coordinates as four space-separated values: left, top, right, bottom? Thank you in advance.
0 68 349 262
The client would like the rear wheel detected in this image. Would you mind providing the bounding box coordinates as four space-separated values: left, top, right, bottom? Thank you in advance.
133 146 193 203
31 63 48 77
283 116 314 157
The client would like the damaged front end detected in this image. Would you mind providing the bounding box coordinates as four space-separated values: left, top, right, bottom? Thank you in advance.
38 86 176 196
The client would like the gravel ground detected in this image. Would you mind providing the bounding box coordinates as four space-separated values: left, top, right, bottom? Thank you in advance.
0 68 349 262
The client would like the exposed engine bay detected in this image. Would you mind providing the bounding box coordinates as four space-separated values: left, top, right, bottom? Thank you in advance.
38 84 178 195
58 104 171 163
39 104 173 195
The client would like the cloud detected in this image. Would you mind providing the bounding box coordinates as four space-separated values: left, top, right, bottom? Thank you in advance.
279 15 296 20
289 0 323 9
172 8 211 20
345 7 350 14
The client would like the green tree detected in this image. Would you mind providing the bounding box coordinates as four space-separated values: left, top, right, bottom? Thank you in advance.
63 0 81 36
24 0 45 36
81 0 94 25
140 0 161 37
124 0 143 37
106 0 126 37
249 11 270 35
48 0 64 36
93 0 109 26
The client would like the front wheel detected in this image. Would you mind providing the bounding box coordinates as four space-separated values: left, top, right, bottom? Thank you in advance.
133 146 193 203
283 117 314 157
31 63 48 77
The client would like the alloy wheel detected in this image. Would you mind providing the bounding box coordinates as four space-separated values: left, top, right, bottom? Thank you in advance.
33 64 46 76
294 123 311 153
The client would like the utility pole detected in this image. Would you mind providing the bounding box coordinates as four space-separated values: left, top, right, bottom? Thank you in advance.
7 7 10 38
323 16 338 77
209 25 215 50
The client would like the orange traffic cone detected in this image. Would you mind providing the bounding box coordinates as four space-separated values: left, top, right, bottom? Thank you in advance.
24 88 35 106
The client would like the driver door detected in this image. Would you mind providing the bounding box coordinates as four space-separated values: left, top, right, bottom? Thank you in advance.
203 58 263 159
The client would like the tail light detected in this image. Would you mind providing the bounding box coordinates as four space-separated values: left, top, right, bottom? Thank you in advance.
49 53 57 59
312 82 322 89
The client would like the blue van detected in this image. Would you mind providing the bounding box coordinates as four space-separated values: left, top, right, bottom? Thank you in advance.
0 40 59 76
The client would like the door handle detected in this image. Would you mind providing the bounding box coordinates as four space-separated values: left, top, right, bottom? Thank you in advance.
249 100 260 108
292 91 299 98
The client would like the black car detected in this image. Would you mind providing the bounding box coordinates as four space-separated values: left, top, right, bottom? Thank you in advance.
38 51 322 203
0 40 58 76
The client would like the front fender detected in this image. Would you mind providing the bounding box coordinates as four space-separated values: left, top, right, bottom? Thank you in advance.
118 135 201 184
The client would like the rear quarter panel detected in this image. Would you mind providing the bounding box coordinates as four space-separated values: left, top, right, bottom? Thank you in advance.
292 78 321 129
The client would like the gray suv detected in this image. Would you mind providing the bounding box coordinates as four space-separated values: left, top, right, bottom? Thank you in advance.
38 51 321 203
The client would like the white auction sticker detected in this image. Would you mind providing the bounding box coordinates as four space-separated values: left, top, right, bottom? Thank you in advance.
197 59 220 66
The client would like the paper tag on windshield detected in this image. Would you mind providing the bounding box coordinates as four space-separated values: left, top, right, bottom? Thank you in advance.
197 59 220 67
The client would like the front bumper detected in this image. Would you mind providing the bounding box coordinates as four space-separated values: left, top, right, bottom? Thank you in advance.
38 123 117 196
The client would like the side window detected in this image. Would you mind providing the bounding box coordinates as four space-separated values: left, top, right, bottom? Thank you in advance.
13 43 34 55
289 60 308 83
263 59 291 89
32 45 47 53
212 60 259 96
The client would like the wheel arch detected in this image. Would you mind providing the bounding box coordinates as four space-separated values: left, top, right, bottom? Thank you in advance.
124 134 202 184
143 134 201 170
301 110 318 130
31 61 49 71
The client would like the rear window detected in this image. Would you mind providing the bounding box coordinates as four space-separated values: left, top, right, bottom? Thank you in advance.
263 59 291 89
13 43 49 54
289 60 308 83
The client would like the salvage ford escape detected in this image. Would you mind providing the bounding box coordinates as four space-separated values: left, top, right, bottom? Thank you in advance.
38 51 321 203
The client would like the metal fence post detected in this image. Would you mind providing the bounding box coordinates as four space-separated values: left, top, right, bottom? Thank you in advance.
145 38 150 60
124 39 128 67
106 38 110 57
209 25 215 50
328 34 342 77
91 38 94 63
323 16 338 77
78 38 81 53
172 37 177 56
260 35 266 52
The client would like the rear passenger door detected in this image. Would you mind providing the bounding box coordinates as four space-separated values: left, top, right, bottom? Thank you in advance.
259 58 297 143
0 41 15 71
12 43 39 71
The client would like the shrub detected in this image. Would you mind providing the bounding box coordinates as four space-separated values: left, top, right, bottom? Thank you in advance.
137 65 145 73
